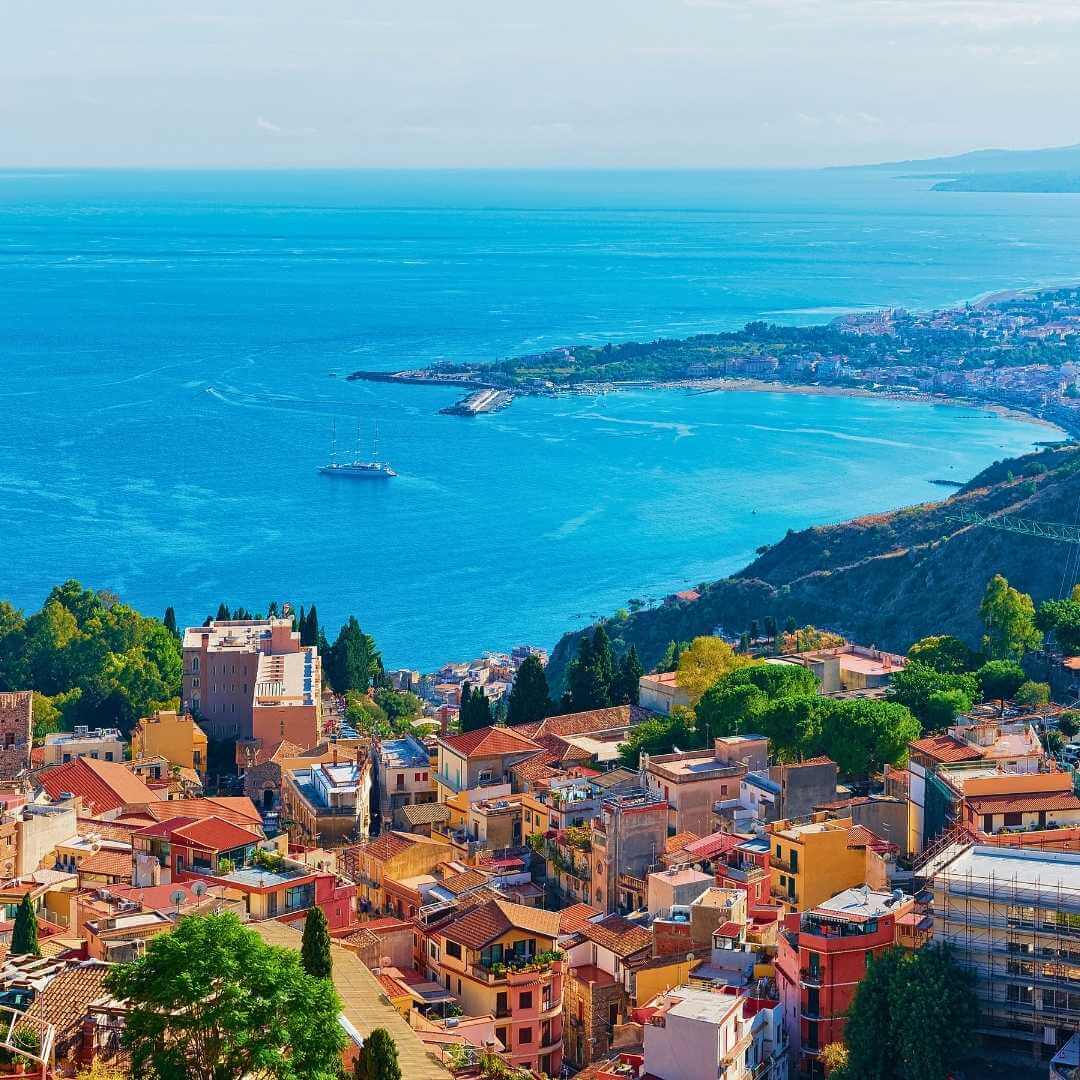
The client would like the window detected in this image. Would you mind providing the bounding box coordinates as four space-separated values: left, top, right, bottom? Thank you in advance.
192 676 200 688
496 992 510 1018
790 850 798 873
446 941 462 960
1003 812 1023 828
415 772 422 782
496 1026 509 1048
519 1027 533 1045
396 774 405 790
479 770 493 783
519 991 533 1009
191 656 200 673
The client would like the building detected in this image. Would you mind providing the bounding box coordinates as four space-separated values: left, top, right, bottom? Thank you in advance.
639 984 787 1080
427 899 564 1077
775 886 915 1077
281 751 373 848
643 738 766 837
434 726 544 800
131 710 208 776
932 843 1080 1063
41 727 125 767
338 832 449 914
768 644 905 694
238 736 367 813
0 692 32 778
35 757 162 818
590 789 669 914
637 672 691 715
376 735 436 827
766 814 868 913
562 912 652 1066
181 618 321 744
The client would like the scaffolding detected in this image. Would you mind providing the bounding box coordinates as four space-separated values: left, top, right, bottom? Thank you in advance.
932 844 1080 1062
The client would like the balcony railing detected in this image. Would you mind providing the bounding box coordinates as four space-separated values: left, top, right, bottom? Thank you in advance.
800 968 822 987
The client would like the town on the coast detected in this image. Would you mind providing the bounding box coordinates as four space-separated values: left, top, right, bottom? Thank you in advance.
353 285 1080 434
0 573 1078 1078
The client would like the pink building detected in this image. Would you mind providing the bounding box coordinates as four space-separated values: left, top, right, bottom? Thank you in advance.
182 619 321 745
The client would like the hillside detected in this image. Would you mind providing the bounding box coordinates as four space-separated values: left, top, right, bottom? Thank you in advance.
846 142 1080 173
546 444 1080 691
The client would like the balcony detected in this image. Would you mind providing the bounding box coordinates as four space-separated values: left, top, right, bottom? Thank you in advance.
800 968 822 987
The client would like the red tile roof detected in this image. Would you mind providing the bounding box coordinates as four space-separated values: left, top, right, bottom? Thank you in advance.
24 962 112 1039
684 831 743 859
516 706 636 740
439 725 543 760
909 734 982 765
141 797 263 827
558 903 602 936
967 792 1080 816
846 824 896 854
77 848 133 881
439 899 560 950
37 757 162 815
576 914 652 958
665 832 701 854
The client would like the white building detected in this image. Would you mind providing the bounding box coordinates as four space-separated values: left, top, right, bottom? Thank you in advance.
41 727 125 766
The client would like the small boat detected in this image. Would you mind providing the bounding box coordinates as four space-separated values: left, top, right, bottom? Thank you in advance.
319 421 397 479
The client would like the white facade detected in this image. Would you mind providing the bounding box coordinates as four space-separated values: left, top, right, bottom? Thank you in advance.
42 727 125 766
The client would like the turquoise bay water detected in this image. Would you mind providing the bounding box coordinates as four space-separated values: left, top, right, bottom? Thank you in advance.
1 169 1078 668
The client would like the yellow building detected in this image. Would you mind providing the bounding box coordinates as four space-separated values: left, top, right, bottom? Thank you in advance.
338 832 449 913
132 709 209 776
767 813 866 912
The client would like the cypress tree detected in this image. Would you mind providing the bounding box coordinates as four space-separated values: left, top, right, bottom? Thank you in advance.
11 895 39 957
506 655 551 727
300 906 332 980
163 607 178 638
297 606 306 639
615 645 644 705
459 682 492 732
300 605 319 647
328 617 377 692
353 1027 401 1080
267 600 278 618
215 602 230 621
591 625 615 704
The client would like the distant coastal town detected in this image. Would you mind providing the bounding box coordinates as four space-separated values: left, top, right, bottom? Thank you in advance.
349 284 1080 434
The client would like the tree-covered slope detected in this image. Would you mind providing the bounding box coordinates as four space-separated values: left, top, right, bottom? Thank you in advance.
547 444 1080 691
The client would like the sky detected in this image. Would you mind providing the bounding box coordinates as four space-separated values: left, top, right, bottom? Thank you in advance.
4 0 1080 169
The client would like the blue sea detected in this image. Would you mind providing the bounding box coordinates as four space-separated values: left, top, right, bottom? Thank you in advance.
2 168 1079 669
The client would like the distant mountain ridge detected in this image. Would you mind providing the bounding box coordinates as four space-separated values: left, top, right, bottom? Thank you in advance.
841 141 1080 174
547 443 1080 693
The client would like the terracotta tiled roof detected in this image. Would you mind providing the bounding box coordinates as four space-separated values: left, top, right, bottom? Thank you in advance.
577 914 652 958
440 898 560 949
967 792 1080 816
685 831 743 859
515 706 636 741
177 816 262 852
845 824 895 854
343 831 424 868
37 757 161 815
77 848 133 881
557 903 602 936
439 725 543 760
399 802 451 826
909 733 982 765
141 797 262 827
509 753 559 784
77 819 141 843
665 831 701 854
24 962 112 1039
440 869 489 896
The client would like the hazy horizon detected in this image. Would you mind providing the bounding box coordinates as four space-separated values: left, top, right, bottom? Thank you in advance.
5 1 1080 170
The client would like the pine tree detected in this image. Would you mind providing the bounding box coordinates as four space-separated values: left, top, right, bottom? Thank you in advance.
300 605 319 647
353 1027 401 1080
300 906 332 980
326 617 379 693
750 619 759 643
163 607 178 638
215 602 230 621
459 683 492 732
506 655 551 726
568 633 610 712
267 601 278 618
11 895 39 957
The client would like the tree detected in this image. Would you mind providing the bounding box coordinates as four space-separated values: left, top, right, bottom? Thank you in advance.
1037 595 1080 656
163 606 179 639
506 655 551 726
618 709 697 768
763 616 778 647
11 895 39 958
459 683 492 733
695 682 768 742
817 699 921 777
757 694 822 762
980 573 1041 660
566 633 609 712
906 634 979 674
591 625 615 704
613 646 644 706
657 641 686 673
888 661 978 728
1059 710 1080 737
106 911 345 1080
215 602 230 621
353 1027 401 1080
977 659 1026 715
1015 680 1050 707
676 637 753 705
843 948 906 1080
923 689 971 730
749 619 759 643
326 617 381 693
778 625 844 654
1046 730 1065 754
300 906 332 980
301 605 319 648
